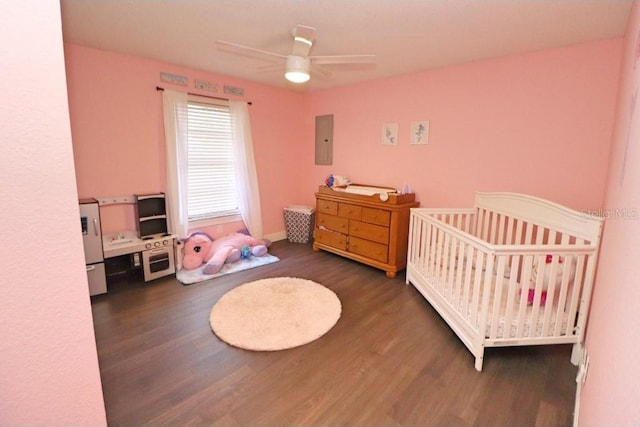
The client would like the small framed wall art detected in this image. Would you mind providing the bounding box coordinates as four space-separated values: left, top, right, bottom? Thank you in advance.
160 72 188 86
382 123 398 145
410 121 429 145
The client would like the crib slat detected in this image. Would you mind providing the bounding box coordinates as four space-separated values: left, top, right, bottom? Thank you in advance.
427 223 438 284
575 253 597 337
489 212 498 244
524 222 534 245
540 255 558 336
445 236 458 303
505 216 515 245
435 228 447 291
566 251 586 336
440 231 452 296
477 254 495 338
535 226 544 245
410 215 419 268
497 214 506 245
515 255 534 338
481 209 490 241
454 237 466 309
439 227 449 288
464 212 473 235
408 212 419 268
527 254 545 337
421 214 434 276
502 255 521 339
469 251 485 326
457 213 464 227
461 245 475 320
550 235 569 336
488 256 507 339
475 208 482 239
418 219 429 272
514 219 524 245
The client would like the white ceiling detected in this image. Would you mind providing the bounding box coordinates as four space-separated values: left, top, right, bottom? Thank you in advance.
60 0 633 92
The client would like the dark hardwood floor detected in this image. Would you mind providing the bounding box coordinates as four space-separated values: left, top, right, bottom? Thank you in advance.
91 239 577 426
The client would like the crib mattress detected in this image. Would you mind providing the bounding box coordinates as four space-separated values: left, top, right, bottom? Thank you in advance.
415 265 572 341
482 307 569 340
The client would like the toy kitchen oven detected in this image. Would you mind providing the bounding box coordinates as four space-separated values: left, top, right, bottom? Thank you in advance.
102 193 176 282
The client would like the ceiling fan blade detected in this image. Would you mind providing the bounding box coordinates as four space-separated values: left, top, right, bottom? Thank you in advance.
291 24 315 57
216 40 286 62
310 64 332 80
310 54 376 65
256 63 285 73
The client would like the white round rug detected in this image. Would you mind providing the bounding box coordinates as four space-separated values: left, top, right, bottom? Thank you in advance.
210 277 342 351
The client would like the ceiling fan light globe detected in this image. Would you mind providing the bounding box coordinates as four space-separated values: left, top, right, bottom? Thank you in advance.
285 71 310 83
285 55 310 83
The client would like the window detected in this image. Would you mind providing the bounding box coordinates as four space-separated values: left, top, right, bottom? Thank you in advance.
186 96 239 221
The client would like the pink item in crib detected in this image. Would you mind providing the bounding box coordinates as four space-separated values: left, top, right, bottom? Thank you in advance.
520 254 558 305
526 288 547 305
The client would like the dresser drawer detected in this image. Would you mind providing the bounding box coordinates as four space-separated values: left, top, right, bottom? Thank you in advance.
315 228 347 250
317 199 338 216
362 207 390 226
349 236 388 263
316 213 348 233
349 220 389 244
338 203 362 220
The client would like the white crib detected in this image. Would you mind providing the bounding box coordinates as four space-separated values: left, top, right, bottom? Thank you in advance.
406 192 603 371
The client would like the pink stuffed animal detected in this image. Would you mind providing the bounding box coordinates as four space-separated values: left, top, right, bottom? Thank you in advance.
182 231 270 275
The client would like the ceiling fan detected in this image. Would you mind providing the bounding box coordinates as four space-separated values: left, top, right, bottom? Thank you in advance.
216 24 376 83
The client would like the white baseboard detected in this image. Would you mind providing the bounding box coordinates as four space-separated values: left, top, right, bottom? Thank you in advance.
265 230 287 242
573 346 589 427
571 342 584 366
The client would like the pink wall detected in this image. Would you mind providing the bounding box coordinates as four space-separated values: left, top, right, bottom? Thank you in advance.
579 4 640 426
304 39 621 211
0 2 106 426
65 44 306 237
67 39 620 242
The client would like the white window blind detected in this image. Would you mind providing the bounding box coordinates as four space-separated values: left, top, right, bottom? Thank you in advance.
187 98 239 221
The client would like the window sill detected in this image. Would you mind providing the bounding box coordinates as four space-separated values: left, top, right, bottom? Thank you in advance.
189 213 242 229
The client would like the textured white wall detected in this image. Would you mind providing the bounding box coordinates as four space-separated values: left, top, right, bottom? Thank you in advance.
0 1 106 425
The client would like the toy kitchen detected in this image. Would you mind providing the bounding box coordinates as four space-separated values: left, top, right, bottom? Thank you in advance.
80 193 176 296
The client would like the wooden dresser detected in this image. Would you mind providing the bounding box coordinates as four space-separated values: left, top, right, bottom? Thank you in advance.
313 186 419 278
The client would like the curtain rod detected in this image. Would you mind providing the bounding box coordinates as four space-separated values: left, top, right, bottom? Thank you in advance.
156 86 252 105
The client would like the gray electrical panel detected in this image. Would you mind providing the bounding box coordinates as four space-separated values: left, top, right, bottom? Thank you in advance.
315 114 333 165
